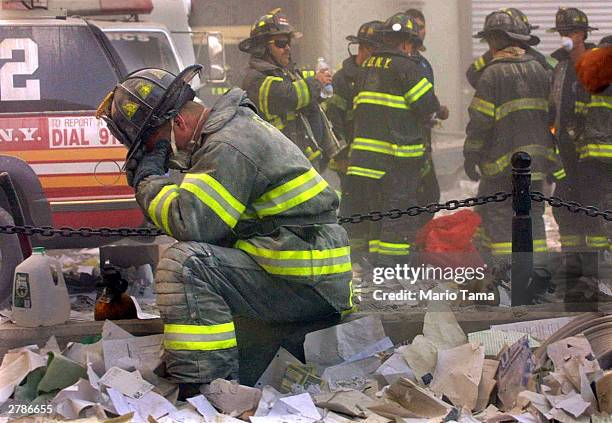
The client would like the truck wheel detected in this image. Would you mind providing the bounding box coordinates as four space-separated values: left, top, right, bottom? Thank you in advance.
0 207 23 305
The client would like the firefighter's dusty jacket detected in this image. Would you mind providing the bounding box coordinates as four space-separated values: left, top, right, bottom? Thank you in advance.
242 57 339 164
550 44 596 171
348 48 440 179
325 56 361 160
577 83 612 163
135 88 352 310
466 46 553 90
464 47 565 181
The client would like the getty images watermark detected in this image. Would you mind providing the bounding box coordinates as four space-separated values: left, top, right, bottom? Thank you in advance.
370 264 493 302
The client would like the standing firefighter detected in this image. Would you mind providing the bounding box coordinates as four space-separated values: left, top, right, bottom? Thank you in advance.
466 8 553 90
347 13 441 267
548 7 602 281
96 66 352 394
239 8 341 169
463 11 565 268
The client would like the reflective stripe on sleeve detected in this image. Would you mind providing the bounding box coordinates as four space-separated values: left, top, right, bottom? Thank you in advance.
553 168 567 180
575 101 588 115
147 184 179 236
469 97 495 118
235 240 352 276
490 239 547 255
292 78 311 109
352 137 425 157
346 166 386 179
181 173 246 228
577 144 612 159
495 98 548 121
473 56 486 71
369 240 411 256
586 236 609 249
588 95 612 110
164 322 237 351
353 91 409 110
404 77 433 104
251 168 328 217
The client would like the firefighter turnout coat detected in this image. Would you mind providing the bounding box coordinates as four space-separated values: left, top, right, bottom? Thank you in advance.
346 48 440 263
135 88 352 383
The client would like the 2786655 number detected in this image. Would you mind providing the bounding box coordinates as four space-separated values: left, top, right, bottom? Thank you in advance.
8 404 54 414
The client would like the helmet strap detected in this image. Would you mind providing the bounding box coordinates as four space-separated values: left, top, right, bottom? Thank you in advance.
169 118 178 155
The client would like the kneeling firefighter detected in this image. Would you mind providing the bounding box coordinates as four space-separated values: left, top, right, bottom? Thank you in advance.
96 65 353 392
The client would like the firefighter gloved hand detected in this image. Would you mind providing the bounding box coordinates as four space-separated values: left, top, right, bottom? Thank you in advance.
464 154 481 182
127 140 172 189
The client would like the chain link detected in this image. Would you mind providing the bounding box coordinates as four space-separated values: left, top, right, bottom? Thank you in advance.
530 191 612 221
1 190 606 238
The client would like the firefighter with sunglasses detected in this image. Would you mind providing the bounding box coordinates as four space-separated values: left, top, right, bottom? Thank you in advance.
240 8 343 170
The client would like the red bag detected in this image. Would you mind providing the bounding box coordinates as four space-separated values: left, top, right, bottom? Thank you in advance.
415 209 485 269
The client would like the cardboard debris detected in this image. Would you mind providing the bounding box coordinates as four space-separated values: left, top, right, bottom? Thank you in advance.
255 347 302 390
397 335 438 383
597 371 612 413
475 359 499 412
202 379 262 415
372 377 452 419
304 316 389 368
313 389 377 417
547 335 602 390
422 305 467 350
496 335 535 410
430 342 484 410
468 330 541 356
374 352 415 385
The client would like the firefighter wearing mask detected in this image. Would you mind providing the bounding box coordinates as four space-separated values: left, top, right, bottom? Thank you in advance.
466 8 553 90
549 7 604 284
404 8 449 230
96 66 353 394
240 8 343 170
347 13 442 267
463 11 565 269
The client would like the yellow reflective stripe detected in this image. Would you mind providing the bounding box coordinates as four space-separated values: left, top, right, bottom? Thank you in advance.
256 262 352 276
164 322 237 351
293 78 310 109
586 236 609 248
301 70 315 78
404 77 433 104
495 98 548 121
577 144 612 159
533 239 548 253
181 174 245 228
259 76 283 120
369 239 380 253
561 235 582 247
347 166 386 179
252 168 328 217
147 185 179 235
165 322 235 335
589 95 612 109
352 137 425 157
481 144 559 176
553 168 567 180
474 56 486 71
353 91 409 110
378 241 411 256
235 240 350 260
164 339 237 351
305 146 321 161
470 97 495 118
575 101 588 115
491 240 547 254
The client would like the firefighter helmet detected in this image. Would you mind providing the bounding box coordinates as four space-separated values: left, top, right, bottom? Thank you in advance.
548 7 598 33
239 8 302 53
474 10 538 46
501 8 538 31
346 20 384 47
96 65 201 164
377 13 421 41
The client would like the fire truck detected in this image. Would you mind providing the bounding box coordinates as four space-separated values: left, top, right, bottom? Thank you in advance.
0 0 226 300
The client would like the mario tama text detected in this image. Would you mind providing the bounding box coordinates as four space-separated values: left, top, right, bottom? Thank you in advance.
371 264 493 302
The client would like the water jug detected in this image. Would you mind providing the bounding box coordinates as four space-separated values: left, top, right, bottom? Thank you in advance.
12 247 70 327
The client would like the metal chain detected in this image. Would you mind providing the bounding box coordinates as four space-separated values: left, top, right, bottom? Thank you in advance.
530 191 612 221
2 191 606 239
337 191 513 224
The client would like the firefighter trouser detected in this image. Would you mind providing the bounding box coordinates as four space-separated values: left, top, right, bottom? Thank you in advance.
345 156 423 267
155 241 340 384
477 176 547 265
416 155 441 229
577 161 611 252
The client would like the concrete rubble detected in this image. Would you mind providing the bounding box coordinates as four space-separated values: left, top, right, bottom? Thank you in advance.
1 311 612 422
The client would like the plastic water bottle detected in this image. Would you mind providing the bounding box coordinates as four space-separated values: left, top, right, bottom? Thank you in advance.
316 57 333 98
12 247 70 327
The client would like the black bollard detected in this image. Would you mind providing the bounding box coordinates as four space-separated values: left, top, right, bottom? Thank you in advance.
511 152 533 306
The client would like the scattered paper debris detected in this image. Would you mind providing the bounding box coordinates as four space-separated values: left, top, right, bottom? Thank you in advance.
468 330 541 356
496 336 535 410
202 379 261 415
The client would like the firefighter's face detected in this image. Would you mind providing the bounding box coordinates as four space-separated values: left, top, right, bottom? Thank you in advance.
268 34 292 67
415 18 426 42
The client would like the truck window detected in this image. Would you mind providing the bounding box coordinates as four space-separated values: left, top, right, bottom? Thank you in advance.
0 25 118 113
103 31 179 75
